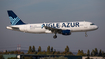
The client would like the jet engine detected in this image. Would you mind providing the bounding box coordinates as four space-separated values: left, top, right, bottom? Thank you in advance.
62 30 71 35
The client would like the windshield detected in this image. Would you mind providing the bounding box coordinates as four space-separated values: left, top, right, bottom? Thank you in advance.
90 23 95 25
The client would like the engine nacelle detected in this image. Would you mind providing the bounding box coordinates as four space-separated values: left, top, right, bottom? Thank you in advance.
62 30 71 35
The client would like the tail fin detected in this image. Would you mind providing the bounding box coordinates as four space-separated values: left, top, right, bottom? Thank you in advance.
7 10 25 25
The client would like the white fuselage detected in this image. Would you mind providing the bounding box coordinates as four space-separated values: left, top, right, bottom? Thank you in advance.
7 21 98 34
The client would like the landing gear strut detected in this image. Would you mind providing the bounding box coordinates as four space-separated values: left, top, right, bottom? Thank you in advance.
53 33 57 39
85 32 88 37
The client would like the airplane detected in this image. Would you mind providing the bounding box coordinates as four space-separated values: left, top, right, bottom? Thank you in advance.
6 10 98 39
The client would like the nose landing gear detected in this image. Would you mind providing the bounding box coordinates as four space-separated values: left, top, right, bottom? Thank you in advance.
85 32 88 37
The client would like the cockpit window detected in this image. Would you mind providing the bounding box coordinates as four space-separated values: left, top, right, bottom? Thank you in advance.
90 23 95 25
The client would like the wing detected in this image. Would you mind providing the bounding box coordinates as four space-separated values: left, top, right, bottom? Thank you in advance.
44 26 62 34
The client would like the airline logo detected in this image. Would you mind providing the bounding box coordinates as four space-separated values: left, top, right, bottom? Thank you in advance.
42 22 79 28
9 16 20 25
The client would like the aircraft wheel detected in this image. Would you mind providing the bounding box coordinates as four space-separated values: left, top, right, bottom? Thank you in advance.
53 35 57 39
85 32 88 37
85 34 88 37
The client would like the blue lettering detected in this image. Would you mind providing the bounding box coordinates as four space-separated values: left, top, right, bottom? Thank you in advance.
56 23 59 28
76 22 79 27
50 24 53 28
71 23 75 27
47 24 50 27
41 24 45 28
62 23 66 27
41 22 79 29
52 23 55 28
46 24 49 27
67 23 70 27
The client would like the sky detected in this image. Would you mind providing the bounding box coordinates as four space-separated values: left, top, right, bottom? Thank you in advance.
0 0 105 53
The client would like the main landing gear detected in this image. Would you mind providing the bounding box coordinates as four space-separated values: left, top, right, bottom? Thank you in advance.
85 32 88 37
53 33 57 39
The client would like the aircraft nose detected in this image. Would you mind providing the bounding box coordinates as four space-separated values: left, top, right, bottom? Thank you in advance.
95 25 99 30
